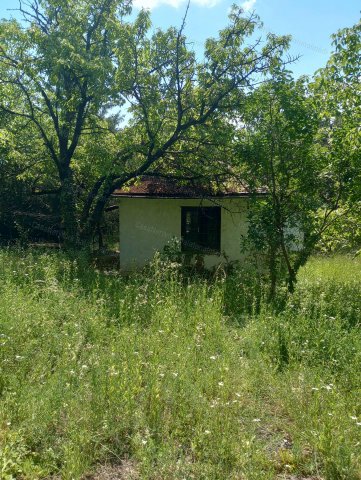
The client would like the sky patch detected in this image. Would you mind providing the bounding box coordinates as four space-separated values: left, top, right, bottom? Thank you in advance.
240 0 257 12
133 0 220 10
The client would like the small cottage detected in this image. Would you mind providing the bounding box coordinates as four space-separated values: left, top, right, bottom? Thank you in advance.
113 177 265 270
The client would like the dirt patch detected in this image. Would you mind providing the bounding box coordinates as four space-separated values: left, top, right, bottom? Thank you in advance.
82 461 139 480
276 476 323 480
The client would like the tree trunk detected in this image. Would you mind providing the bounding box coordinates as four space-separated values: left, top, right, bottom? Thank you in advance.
280 238 296 293
268 244 278 302
81 176 117 242
97 222 104 251
59 167 80 249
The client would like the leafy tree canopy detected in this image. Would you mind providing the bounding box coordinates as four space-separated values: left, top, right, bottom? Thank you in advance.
0 0 290 246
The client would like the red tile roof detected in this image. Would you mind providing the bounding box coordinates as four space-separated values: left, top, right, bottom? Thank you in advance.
113 176 264 198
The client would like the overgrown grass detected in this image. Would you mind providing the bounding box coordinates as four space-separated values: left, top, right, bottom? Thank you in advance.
0 249 360 479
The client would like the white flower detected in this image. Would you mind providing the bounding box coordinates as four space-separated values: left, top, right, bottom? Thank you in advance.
209 355 217 360
218 381 224 387
252 418 261 422
204 430 211 435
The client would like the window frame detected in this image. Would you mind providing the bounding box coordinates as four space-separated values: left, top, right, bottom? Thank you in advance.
181 206 221 254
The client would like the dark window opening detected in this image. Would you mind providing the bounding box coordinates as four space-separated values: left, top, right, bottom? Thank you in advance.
181 207 221 254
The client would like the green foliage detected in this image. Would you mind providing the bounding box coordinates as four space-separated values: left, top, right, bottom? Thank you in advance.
0 1 289 245
0 249 360 479
234 72 327 294
227 18 361 293
311 18 361 252
316 203 361 254
0 110 59 242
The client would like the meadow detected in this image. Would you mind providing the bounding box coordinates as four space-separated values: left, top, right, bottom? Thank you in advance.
0 249 360 480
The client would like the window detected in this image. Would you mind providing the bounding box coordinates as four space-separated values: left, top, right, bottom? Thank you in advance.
181 207 221 254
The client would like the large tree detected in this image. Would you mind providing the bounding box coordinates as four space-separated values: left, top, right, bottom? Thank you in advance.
229 18 361 295
233 72 348 296
0 0 289 247
311 18 361 253
313 18 360 195
0 0 130 245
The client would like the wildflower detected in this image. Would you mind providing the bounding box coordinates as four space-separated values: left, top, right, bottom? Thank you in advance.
109 366 119 376
210 397 219 408
172 372 178 377
204 430 211 435
323 384 333 391
252 418 261 422
218 381 224 387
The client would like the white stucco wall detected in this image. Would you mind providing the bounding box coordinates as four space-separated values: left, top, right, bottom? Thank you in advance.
118 197 249 270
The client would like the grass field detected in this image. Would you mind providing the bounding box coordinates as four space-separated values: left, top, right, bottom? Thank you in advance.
0 249 360 479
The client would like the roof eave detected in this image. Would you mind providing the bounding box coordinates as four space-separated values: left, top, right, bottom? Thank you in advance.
111 192 267 199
